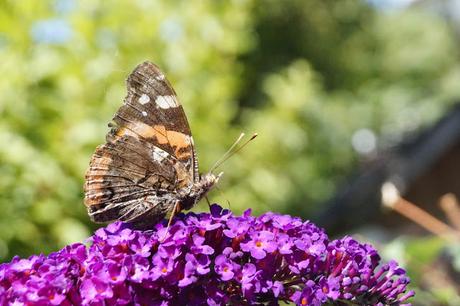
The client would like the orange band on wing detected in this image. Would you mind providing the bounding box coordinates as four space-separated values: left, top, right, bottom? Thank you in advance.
116 122 191 160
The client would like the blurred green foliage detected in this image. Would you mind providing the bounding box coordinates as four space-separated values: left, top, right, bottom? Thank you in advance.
1 0 460 302
378 236 460 306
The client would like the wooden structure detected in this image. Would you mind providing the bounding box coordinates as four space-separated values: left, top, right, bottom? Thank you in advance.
314 104 460 235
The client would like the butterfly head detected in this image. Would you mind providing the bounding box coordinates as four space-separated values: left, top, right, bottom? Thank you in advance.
200 171 223 189
181 172 223 210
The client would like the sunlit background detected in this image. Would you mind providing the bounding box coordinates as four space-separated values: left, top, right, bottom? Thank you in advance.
1 0 460 304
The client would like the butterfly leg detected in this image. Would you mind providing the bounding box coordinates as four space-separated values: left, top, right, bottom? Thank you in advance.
205 196 211 208
214 185 231 209
160 201 181 242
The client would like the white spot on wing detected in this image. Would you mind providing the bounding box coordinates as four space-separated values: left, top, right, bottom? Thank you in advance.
155 95 178 109
141 111 148 117
139 94 150 105
152 147 169 162
155 74 165 81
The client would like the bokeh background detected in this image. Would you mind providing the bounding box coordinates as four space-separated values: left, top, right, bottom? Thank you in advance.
1 0 460 304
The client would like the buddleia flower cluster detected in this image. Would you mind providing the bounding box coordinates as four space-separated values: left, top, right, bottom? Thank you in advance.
0 205 414 305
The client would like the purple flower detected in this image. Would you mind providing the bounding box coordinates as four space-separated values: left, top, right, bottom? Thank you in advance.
0 204 414 305
214 255 235 281
240 230 277 259
80 277 113 304
222 218 250 238
151 256 175 281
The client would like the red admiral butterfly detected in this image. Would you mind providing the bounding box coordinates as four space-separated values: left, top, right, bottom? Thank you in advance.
84 61 222 228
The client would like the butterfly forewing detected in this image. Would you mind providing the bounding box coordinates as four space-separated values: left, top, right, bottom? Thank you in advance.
113 62 197 178
84 61 198 224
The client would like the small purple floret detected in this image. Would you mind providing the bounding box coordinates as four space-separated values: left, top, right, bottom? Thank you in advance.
0 204 413 305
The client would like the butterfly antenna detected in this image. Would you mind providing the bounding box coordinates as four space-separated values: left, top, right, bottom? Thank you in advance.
213 185 231 209
209 132 245 173
160 201 180 242
210 133 258 173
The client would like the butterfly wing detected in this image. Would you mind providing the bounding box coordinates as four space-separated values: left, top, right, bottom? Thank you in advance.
84 61 198 224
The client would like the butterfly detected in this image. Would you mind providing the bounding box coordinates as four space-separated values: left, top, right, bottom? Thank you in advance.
84 61 221 228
